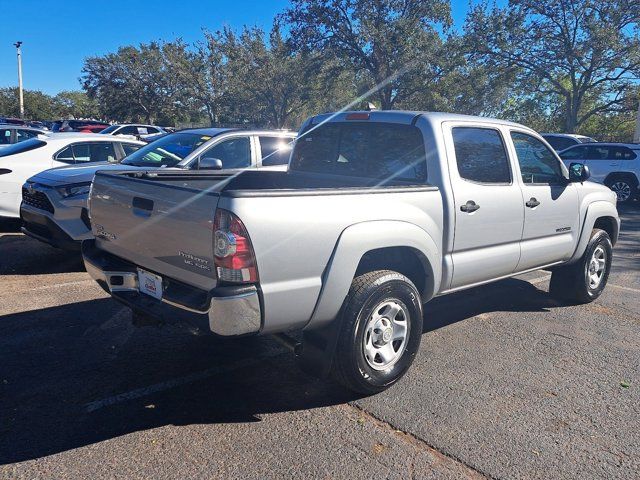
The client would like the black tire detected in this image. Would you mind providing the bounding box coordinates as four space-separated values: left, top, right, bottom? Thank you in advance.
549 228 612 304
605 175 638 204
331 270 423 395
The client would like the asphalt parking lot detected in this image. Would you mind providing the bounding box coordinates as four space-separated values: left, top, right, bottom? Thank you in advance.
1 206 638 479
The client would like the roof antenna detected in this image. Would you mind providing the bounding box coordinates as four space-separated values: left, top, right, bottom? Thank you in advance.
365 102 378 111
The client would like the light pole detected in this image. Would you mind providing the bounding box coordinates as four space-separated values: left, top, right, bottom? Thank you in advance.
14 41 24 119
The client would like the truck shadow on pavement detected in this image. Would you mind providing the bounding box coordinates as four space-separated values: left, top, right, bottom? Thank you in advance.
0 274 562 465
0 226 84 275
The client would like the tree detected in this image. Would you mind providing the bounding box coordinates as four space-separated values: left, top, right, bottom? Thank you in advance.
223 23 332 128
82 41 191 124
284 0 451 109
464 0 640 133
0 88 60 120
54 91 100 119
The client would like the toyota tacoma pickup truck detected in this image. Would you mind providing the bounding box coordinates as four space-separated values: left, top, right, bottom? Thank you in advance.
82 111 620 394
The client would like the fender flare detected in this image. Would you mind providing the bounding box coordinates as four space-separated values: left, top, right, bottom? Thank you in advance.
567 200 620 264
306 220 441 331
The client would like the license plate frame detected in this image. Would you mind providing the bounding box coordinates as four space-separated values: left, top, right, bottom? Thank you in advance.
137 268 163 300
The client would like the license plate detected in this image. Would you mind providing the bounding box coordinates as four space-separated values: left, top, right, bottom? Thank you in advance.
137 268 163 300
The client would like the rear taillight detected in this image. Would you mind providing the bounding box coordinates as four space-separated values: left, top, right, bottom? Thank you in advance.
213 209 258 284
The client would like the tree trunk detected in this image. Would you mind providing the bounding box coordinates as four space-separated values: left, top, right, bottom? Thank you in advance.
564 94 578 133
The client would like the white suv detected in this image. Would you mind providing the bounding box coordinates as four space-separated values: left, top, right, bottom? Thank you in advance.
559 143 640 203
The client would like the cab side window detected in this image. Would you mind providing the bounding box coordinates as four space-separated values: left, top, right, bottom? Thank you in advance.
559 146 588 160
259 136 293 166
0 129 11 145
511 132 565 185
200 137 251 169
55 142 117 164
452 127 511 184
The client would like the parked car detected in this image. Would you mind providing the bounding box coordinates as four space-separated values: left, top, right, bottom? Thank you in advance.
0 133 143 218
0 117 26 126
558 142 640 203
82 110 619 395
20 128 296 249
0 125 48 149
541 133 596 152
99 124 166 139
51 119 110 133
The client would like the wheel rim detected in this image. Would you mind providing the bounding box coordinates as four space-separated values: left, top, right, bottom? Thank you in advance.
610 181 631 201
363 300 410 371
586 245 607 289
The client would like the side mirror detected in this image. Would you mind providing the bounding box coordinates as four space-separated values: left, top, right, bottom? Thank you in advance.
199 156 223 170
568 162 590 182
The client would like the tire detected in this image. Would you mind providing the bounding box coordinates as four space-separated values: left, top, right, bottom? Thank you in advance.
549 228 612 304
605 175 638 204
331 270 423 395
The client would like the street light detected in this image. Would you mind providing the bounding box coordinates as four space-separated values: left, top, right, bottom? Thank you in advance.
14 41 24 119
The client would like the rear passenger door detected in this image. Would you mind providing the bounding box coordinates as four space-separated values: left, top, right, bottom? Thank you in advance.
583 145 615 184
509 131 579 270
257 135 294 170
445 124 525 289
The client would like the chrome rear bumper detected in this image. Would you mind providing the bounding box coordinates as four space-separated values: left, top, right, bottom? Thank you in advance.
82 240 261 336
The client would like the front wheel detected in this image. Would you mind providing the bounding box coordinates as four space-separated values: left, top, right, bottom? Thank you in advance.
331 270 423 395
549 228 612 304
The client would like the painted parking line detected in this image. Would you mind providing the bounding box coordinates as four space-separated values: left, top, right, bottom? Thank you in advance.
609 283 640 294
84 351 285 413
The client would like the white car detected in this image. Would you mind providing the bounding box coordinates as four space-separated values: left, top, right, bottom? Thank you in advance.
0 125 48 149
99 124 166 139
0 133 144 218
559 142 640 203
541 133 596 152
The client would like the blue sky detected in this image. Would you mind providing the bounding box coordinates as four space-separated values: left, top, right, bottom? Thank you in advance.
0 0 485 95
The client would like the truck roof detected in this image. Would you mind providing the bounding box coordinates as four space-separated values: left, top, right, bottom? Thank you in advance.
310 110 530 130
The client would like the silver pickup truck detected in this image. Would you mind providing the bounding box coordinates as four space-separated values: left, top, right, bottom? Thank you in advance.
82 111 620 394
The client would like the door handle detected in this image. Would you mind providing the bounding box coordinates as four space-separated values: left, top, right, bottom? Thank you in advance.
526 197 540 208
460 200 480 213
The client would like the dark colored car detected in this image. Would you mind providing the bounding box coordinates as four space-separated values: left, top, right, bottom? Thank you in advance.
52 119 110 133
0 117 26 126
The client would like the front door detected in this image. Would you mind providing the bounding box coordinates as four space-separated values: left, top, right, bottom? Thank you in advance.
445 125 525 289
509 131 580 271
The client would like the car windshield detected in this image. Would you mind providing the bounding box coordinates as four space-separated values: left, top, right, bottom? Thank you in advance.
0 138 47 157
99 125 120 134
121 132 212 167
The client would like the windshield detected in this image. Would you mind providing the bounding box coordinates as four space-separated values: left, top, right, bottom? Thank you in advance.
0 138 47 158
121 132 212 167
99 125 120 134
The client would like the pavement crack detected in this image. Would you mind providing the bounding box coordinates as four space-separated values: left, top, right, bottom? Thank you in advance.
344 403 494 479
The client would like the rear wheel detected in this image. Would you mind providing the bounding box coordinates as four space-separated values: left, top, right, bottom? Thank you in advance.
331 270 423 395
549 228 612 304
605 176 637 204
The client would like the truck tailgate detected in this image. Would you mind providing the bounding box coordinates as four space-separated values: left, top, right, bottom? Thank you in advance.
89 171 224 290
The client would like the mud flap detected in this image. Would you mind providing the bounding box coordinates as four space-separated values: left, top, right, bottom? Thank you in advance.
297 317 343 379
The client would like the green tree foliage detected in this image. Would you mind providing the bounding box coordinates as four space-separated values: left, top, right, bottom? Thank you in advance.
223 23 336 128
54 91 99 119
82 41 191 124
464 0 640 133
284 0 452 109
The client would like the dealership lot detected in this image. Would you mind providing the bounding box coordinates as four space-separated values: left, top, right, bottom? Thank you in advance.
0 206 638 479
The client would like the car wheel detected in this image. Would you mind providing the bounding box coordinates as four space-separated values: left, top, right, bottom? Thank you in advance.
549 228 612 304
606 176 637 204
331 270 423 395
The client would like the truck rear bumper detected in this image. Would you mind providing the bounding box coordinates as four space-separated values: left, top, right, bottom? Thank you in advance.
82 240 262 336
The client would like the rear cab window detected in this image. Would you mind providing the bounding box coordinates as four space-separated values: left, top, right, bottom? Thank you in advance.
290 122 427 184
